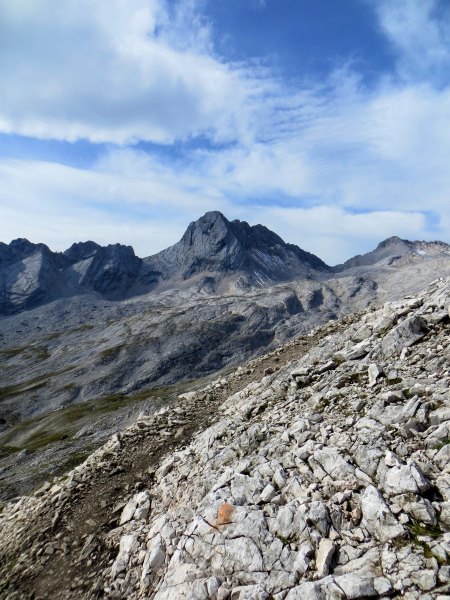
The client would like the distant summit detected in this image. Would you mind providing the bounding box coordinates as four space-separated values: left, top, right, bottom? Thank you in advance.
144 211 331 288
335 236 450 272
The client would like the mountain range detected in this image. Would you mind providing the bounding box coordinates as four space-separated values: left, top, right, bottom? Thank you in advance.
2 210 448 315
0 211 329 314
1 211 450 502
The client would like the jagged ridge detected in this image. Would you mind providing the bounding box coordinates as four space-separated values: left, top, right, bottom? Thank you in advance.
3 211 449 314
0 211 331 314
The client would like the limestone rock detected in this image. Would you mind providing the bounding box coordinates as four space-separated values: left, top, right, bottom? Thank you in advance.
361 485 405 542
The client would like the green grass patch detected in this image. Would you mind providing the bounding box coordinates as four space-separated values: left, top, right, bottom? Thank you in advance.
6 431 72 452
0 379 48 401
70 323 95 333
0 367 76 402
409 520 441 540
99 344 125 363
0 383 177 454
0 445 21 459
0 344 50 361
434 438 450 450
59 449 92 472
275 534 295 546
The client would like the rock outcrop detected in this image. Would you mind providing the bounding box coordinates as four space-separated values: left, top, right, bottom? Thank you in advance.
1 276 449 599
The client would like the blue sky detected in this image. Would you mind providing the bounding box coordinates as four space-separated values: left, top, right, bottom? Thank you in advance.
0 0 449 263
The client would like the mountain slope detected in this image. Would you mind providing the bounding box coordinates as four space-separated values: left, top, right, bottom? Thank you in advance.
1 221 450 501
1 277 449 599
0 212 330 315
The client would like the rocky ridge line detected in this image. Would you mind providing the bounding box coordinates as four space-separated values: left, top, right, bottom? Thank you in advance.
1 277 450 599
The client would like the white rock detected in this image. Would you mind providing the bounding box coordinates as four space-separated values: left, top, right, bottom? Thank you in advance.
120 491 150 524
315 539 335 578
368 364 383 387
141 535 166 582
111 534 137 579
260 484 277 503
382 462 430 496
361 485 405 543
411 569 437 591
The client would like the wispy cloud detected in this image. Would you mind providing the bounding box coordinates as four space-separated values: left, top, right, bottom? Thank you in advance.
373 0 450 84
0 146 443 264
0 0 258 144
0 0 449 263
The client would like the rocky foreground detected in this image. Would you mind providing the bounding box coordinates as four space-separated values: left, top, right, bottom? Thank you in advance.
1 277 450 599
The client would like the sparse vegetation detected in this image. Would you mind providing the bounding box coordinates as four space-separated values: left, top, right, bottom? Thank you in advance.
434 438 450 450
0 383 175 455
0 366 76 402
34 346 50 360
274 534 295 546
387 377 402 385
336 371 366 388
409 520 441 540
71 323 95 333
0 346 27 359
99 344 125 363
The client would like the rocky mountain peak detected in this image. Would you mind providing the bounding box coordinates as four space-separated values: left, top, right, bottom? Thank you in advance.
146 211 331 285
335 234 450 272
63 241 101 263
0 238 50 264
377 235 404 247
177 211 241 270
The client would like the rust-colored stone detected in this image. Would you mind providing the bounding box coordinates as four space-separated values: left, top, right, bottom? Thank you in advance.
216 502 234 525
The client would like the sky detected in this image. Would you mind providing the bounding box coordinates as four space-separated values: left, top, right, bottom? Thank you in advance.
0 0 449 264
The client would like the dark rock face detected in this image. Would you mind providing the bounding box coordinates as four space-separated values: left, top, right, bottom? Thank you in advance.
145 211 331 286
0 212 331 314
0 239 143 314
77 244 141 297
63 241 100 263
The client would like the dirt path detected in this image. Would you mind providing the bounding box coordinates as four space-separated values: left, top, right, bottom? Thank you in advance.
0 319 349 600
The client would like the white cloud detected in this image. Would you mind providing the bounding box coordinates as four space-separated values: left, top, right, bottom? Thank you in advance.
373 0 450 83
0 0 254 144
0 0 449 264
0 153 445 265
253 206 431 265
0 155 231 257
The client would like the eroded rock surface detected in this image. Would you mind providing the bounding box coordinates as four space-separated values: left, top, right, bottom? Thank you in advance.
1 277 450 599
